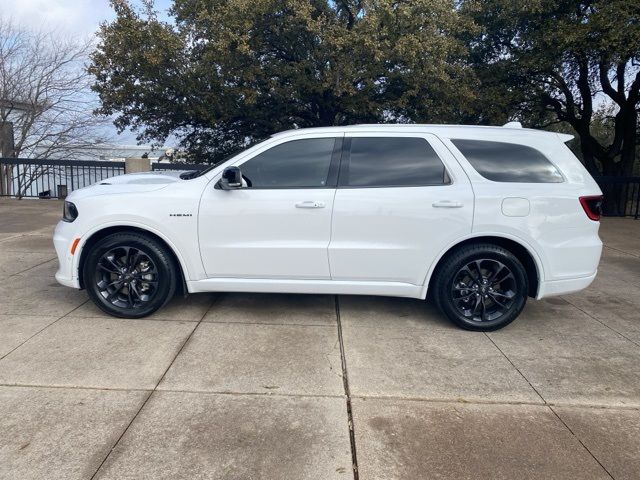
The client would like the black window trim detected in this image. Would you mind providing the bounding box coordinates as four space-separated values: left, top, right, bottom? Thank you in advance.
337 135 453 189
233 136 344 190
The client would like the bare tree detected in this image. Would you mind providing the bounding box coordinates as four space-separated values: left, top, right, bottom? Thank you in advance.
0 17 109 197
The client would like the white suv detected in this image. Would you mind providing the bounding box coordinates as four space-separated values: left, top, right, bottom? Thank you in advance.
54 124 603 330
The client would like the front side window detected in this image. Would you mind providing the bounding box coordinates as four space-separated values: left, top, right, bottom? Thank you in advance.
451 139 564 183
342 137 449 187
241 138 336 188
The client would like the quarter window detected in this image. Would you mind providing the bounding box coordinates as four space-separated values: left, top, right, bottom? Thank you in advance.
451 139 563 183
241 138 336 188
343 137 449 187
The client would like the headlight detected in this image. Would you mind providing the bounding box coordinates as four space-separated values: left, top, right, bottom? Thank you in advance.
62 201 78 222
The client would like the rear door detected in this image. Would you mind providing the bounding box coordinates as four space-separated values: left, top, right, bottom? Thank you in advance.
328 132 474 285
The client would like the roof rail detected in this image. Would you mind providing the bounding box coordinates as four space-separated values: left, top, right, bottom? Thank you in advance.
502 121 522 128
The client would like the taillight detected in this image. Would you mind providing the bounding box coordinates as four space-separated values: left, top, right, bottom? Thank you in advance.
579 195 603 221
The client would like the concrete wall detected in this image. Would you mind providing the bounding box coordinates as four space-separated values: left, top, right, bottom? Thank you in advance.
125 157 151 174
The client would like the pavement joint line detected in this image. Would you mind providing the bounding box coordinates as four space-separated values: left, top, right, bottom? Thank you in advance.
87 391 153 480
2 249 53 253
66 315 203 324
603 244 640 258
483 332 548 405
0 312 62 318
340 324 455 332
348 394 640 410
88 292 220 480
62 315 202 326
0 383 153 393
138 388 346 399
485 330 616 479
0 382 347 399
561 296 640 349
0 232 30 243
6 257 57 278
335 295 360 480
0 298 91 362
548 405 616 479
203 320 337 328
1 382 639 410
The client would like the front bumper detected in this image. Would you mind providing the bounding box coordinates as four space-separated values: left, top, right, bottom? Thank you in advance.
53 220 81 289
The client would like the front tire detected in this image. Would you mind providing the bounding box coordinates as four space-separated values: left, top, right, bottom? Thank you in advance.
83 232 177 318
433 244 528 331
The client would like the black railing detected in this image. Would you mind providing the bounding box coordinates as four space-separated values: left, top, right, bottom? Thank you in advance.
594 176 640 219
0 158 125 199
151 162 209 172
1 157 638 218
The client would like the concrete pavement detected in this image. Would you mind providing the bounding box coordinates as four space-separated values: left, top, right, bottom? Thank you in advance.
0 198 639 479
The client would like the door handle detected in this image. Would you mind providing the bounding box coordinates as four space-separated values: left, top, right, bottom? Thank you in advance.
295 201 325 209
432 200 463 208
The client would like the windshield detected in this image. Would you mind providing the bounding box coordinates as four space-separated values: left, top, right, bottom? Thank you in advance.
180 139 264 180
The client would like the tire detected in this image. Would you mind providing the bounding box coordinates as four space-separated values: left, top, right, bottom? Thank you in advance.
432 243 528 331
83 232 177 318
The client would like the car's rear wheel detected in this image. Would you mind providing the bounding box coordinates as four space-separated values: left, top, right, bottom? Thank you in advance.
433 244 528 331
83 232 177 318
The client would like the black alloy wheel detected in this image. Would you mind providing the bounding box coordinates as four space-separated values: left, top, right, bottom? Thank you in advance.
83 232 177 318
95 246 159 310
451 259 517 323
433 244 528 331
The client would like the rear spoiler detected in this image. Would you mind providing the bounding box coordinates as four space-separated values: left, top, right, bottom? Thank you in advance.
502 121 574 143
556 133 574 143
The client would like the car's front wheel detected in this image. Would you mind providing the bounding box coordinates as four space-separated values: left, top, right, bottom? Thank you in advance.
83 232 177 318
433 244 528 331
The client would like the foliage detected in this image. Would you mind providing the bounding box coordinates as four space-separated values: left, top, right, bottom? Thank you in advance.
462 0 640 177
90 0 475 162
91 0 640 183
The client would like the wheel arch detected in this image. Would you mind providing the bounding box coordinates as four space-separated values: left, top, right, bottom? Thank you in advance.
424 235 543 299
77 224 189 295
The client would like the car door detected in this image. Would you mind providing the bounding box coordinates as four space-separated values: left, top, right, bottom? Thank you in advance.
199 134 343 279
329 132 474 285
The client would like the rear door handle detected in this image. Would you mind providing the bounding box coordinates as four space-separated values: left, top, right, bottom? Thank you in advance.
432 200 463 208
295 201 325 209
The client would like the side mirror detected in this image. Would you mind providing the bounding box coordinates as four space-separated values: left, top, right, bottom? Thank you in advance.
218 166 243 190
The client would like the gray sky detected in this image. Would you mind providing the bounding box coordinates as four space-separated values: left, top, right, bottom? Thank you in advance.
2 0 174 146
2 0 172 37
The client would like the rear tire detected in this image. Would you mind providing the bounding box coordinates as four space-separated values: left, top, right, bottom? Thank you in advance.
83 232 177 318
433 244 528 331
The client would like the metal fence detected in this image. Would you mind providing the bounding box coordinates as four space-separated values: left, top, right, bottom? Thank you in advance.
1 157 638 219
0 158 125 199
594 176 640 219
151 162 209 172
0 158 208 199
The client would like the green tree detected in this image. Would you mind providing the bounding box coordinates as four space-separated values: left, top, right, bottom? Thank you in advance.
463 0 640 178
90 0 474 162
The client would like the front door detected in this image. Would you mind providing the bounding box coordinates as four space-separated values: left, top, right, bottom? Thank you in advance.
198 134 342 279
329 133 474 285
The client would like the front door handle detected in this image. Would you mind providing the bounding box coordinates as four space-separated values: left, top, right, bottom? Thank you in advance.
432 200 463 208
295 201 325 209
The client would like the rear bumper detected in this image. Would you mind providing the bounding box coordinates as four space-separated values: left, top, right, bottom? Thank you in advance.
536 271 597 299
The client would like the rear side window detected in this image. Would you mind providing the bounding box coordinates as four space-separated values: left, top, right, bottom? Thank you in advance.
342 137 449 187
241 138 336 188
451 139 563 183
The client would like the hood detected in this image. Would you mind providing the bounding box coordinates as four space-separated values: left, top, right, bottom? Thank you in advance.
102 171 184 185
67 171 182 200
